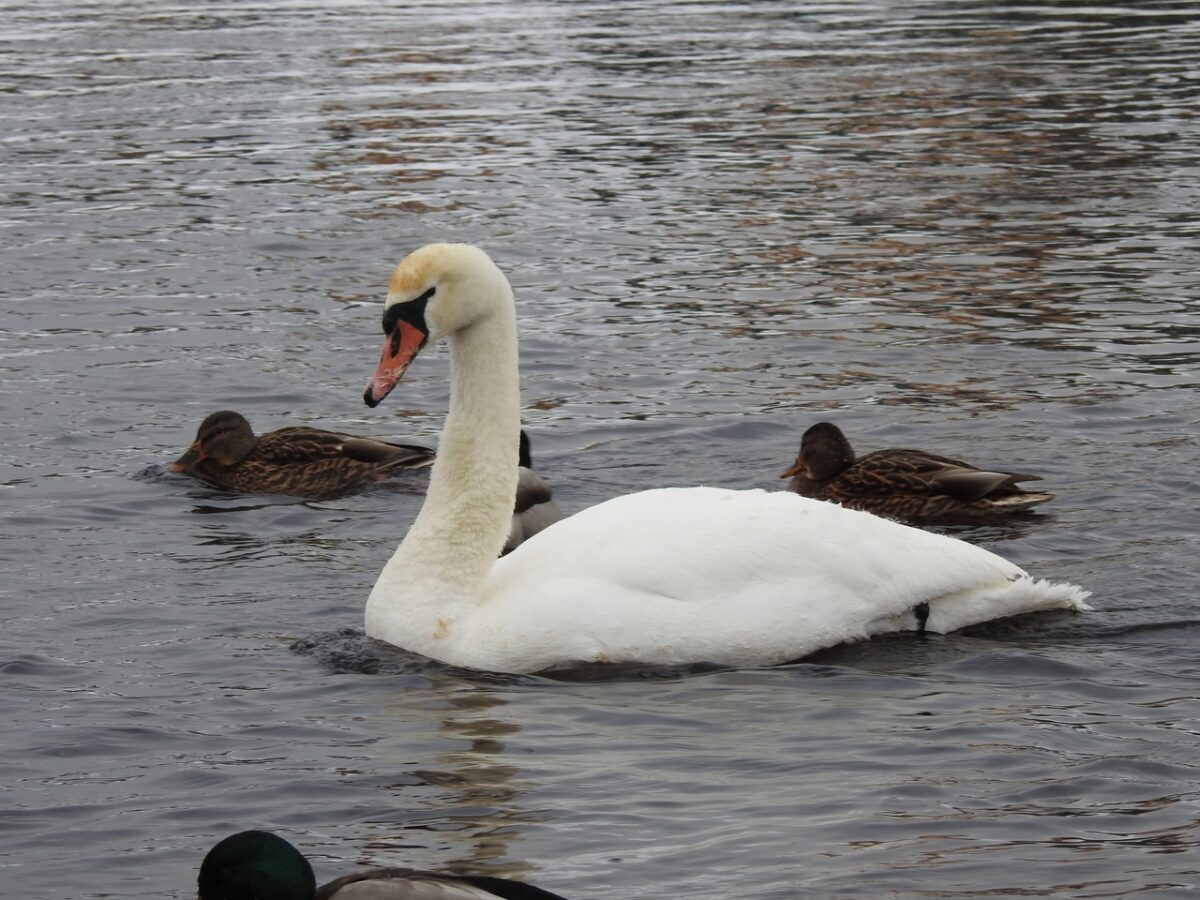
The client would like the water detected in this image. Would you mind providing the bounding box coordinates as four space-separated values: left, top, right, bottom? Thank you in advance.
2 1 1199 897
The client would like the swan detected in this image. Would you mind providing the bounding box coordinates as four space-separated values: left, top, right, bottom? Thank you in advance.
198 830 571 899
361 243 1088 674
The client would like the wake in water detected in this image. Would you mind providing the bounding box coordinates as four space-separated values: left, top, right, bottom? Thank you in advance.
291 627 725 682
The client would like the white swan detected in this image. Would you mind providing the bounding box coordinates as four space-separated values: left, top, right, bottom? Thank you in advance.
362 244 1089 674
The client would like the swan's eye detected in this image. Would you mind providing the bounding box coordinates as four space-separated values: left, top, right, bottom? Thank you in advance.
381 286 436 335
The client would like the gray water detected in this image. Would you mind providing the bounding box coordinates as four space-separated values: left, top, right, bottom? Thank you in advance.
2 2 1199 897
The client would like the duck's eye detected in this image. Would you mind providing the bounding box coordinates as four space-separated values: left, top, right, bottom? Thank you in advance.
381 286 436 335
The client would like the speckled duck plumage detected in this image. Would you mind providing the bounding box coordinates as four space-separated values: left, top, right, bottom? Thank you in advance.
171 410 434 499
781 421 1053 523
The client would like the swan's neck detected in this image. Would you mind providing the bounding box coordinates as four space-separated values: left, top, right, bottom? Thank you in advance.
367 305 520 654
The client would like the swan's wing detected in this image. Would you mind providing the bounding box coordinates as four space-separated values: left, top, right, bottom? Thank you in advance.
497 486 1021 591
483 487 1085 670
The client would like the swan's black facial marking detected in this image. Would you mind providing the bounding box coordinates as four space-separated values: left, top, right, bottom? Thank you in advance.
382 286 435 336
366 286 436 408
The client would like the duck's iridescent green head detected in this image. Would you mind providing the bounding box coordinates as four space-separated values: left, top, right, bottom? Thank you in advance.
198 830 316 900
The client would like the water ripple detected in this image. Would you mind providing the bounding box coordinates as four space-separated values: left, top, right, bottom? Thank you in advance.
2 1 1199 897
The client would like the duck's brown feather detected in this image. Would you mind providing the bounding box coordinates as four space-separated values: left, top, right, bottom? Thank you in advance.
172 411 433 499
783 423 1053 524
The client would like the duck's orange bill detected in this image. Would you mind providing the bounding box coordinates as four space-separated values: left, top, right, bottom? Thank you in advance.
364 320 427 408
779 459 805 479
170 444 205 473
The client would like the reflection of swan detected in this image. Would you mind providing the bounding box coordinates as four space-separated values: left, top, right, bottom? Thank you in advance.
781 421 1054 523
361 244 1088 674
198 830 571 899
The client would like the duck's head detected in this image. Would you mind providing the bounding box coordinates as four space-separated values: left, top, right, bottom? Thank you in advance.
780 421 856 481
198 830 316 900
170 410 258 472
364 243 511 408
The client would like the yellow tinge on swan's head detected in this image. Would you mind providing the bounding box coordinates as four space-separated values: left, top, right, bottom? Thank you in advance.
386 243 509 336
365 243 511 408
385 242 448 299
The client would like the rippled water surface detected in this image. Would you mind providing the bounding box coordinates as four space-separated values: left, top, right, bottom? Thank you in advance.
3 2 1199 897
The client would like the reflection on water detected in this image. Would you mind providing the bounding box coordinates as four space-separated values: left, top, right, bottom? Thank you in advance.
390 688 542 878
2 1 1199 898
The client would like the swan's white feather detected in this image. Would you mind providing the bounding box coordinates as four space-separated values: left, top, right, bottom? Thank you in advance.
377 486 1088 673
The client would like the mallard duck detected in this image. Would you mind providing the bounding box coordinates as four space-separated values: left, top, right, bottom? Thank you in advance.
780 421 1054 523
170 410 434 499
198 830 571 900
354 244 1084 674
503 430 563 555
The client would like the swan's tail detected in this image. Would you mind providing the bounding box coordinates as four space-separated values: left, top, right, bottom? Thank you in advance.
865 577 1090 638
925 577 1091 635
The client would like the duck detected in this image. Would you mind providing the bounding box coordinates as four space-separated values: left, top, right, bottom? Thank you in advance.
169 410 435 499
504 430 563 555
198 829 571 900
780 421 1054 523
359 243 1088 674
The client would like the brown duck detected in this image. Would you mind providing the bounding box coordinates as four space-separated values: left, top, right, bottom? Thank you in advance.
170 410 435 499
780 422 1053 523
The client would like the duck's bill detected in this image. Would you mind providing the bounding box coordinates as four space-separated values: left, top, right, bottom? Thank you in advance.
364 320 428 408
169 446 202 473
779 460 804 479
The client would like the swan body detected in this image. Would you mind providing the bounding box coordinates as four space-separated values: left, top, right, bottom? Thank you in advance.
199 830 570 900
361 244 1088 674
782 421 1054 523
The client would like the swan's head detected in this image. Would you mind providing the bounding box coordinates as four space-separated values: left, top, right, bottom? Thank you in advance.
364 243 510 408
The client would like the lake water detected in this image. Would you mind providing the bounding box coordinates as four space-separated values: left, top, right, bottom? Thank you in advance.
2 2 1199 897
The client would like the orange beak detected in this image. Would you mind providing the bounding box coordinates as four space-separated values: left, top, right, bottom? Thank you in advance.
779 458 805 479
364 319 428 408
170 443 205 473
